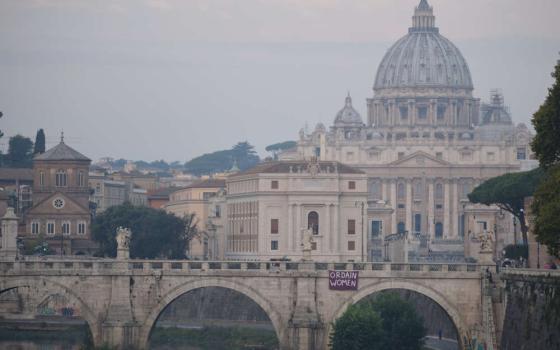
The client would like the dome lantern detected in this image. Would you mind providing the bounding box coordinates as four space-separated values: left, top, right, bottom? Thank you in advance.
411 0 436 32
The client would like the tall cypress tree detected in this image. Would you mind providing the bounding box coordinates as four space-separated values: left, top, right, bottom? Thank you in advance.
34 129 46 155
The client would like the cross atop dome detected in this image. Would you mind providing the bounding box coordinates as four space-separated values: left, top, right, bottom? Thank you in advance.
411 0 437 32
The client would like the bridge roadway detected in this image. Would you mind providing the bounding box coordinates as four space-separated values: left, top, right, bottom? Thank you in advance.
0 257 492 350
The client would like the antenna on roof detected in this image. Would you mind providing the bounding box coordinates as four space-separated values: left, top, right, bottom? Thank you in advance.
60 130 65 143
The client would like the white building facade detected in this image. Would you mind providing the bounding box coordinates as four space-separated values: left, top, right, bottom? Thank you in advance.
225 160 368 262
283 0 536 260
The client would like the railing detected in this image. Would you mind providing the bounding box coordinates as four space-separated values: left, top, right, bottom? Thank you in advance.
0 258 489 275
500 267 560 277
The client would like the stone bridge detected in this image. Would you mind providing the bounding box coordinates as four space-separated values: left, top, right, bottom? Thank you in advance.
0 257 494 350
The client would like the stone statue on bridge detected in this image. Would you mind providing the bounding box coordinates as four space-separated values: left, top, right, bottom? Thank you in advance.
116 227 132 260
301 228 314 261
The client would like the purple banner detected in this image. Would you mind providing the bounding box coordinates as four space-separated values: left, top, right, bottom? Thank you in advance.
329 270 359 290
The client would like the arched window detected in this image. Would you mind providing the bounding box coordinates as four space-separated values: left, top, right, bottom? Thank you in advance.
397 182 406 200
39 171 45 187
435 222 444 239
55 169 67 187
435 183 444 199
397 222 406 234
78 171 85 187
308 211 319 235
413 182 423 200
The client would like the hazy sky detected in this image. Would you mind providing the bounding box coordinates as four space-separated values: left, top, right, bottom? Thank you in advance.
1 0 559 162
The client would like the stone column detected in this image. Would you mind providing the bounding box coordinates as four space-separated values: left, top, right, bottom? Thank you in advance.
427 181 435 238
333 204 340 254
295 204 302 251
288 204 293 251
0 208 18 259
452 181 459 237
324 205 331 252
444 181 450 237
391 181 397 234
406 180 413 233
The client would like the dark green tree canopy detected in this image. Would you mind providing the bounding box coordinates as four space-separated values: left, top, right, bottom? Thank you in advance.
184 142 260 175
33 129 46 155
531 165 560 257
91 203 198 259
266 141 297 160
330 303 384 350
531 59 560 168
468 168 544 244
330 292 426 350
6 135 34 168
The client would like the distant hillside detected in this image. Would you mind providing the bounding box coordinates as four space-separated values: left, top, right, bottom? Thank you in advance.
183 142 260 176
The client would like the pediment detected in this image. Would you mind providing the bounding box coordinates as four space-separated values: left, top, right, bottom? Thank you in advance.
388 151 451 167
28 192 89 215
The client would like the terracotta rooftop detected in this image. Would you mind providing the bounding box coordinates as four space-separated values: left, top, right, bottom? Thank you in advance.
185 179 226 189
0 168 34 181
229 160 364 177
35 141 90 162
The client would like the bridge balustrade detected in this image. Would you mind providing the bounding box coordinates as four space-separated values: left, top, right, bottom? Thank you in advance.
0 259 489 276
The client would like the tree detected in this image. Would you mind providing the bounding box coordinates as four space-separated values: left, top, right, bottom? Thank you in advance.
6 135 34 168
330 292 426 350
468 168 544 245
231 141 260 170
265 141 296 159
330 303 384 350
531 59 560 169
371 292 426 350
531 165 560 257
184 142 261 175
91 203 198 259
530 59 560 257
33 129 46 155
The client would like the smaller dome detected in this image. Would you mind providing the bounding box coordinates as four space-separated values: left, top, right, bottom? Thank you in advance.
334 94 363 126
314 123 326 133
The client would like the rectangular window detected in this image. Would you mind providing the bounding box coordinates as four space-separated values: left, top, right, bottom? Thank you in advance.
39 172 45 187
346 152 354 161
436 152 443 160
271 180 279 189
348 219 356 235
368 152 380 160
47 221 55 235
371 220 382 238
517 148 526 160
397 204 405 209
461 152 472 161
31 222 40 235
271 240 279 251
215 205 221 218
398 152 405 160
270 219 279 234
348 181 356 190
418 106 428 119
347 241 356 251
437 105 446 120
311 242 317 251
487 152 495 161
78 221 86 235
399 106 408 120
62 222 70 235
436 204 443 209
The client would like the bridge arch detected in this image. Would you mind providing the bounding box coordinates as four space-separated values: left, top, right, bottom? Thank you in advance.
329 280 468 350
138 277 287 348
0 277 100 345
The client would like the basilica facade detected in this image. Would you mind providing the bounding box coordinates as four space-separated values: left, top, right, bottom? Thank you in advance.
282 0 536 259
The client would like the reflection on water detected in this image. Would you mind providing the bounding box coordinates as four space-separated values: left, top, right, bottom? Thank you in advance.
0 340 82 350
